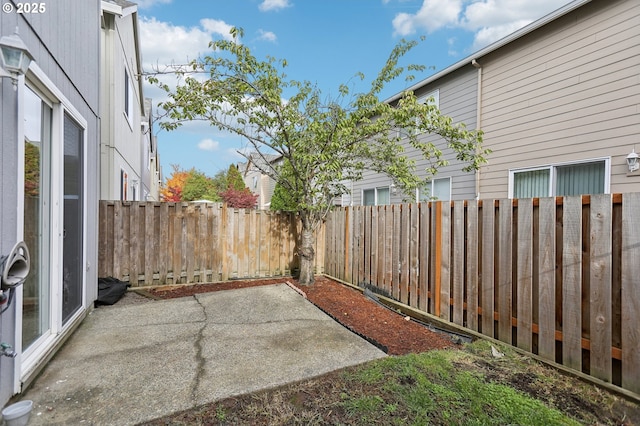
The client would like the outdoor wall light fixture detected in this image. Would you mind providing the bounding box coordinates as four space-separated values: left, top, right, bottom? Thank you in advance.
0 28 33 90
626 148 639 173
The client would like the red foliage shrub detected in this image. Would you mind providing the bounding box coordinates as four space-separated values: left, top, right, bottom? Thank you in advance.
220 188 258 208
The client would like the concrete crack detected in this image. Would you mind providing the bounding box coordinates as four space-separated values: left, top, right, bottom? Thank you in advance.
191 294 207 404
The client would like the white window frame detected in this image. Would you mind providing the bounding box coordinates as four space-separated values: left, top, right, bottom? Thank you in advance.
417 176 452 201
414 89 440 135
418 89 439 109
508 157 611 198
362 186 391 206
17 63 89 391
120 168 128 200
124 66 134 129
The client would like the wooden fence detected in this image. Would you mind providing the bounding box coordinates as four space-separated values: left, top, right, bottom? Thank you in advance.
323 193 640 396
98 201 325 286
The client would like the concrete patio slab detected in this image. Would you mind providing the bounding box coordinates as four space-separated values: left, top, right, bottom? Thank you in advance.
18 283 386 425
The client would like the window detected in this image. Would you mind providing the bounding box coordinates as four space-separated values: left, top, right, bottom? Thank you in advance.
124 67 133 126
120 169 128 200
362 187 390 206
511 159 608 198
418 177 451 201
418 89 439 108
414 89 439 134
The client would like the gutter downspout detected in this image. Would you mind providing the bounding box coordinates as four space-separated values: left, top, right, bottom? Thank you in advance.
472 59 482 200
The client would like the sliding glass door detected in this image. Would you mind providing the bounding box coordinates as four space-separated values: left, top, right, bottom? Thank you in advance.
22 86 86 353
22 87 52 350
62 114 84 324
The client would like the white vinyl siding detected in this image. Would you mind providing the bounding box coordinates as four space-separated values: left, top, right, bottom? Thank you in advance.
510 159 609 198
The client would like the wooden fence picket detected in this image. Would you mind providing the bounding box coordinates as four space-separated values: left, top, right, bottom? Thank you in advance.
621 193 640 393
497 199 513 344
589 194 613 383
516 198 533 352
562 196 583 370
537 197 556 361
481 200 495 338
466 200 479 331
452 201 465 326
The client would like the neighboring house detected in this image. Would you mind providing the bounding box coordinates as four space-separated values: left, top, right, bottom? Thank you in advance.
0 0 100 406
352 65 479 205
142 98 162 201
238 153 283 210
475 0 639 198
100 0 159 201
352 0 640 205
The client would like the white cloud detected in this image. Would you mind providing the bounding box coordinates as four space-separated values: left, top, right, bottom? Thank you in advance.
392 0 462 36
198 138 220 151
139 17 241 115
139 17 214 70
392 0 567 50
447 37 458 56
257 29 277 42
471 20 531 50
200 18 235 41
259 0 292 12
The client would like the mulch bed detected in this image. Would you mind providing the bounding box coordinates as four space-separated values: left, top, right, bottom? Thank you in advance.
148 275 458 355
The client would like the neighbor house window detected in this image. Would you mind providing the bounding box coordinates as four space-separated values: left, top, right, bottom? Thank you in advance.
510 159 608 198
418 89 439 109
120 169 128 200
363 187 390 206
124 67 133 127
418 176 451 201
414 89 440 134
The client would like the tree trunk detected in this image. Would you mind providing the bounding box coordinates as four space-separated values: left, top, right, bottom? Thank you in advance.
298 220 316 285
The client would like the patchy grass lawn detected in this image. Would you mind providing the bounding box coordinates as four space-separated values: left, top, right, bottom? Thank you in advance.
141 340 639 425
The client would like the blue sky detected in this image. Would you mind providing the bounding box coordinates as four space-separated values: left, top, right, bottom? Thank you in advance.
137 0 570 180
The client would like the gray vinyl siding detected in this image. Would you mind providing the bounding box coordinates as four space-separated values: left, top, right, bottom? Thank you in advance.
478 0 640 198
351 65 478 205
0 1 100 405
